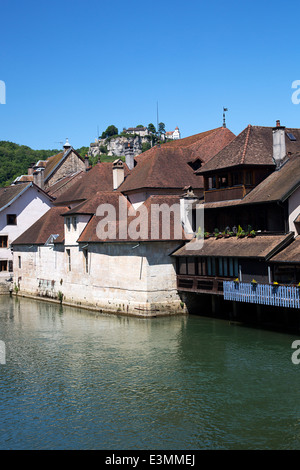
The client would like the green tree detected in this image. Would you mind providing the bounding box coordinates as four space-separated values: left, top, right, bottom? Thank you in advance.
141 142 152 153
136 124 144 128
158 122 166 136
101 125 118 139
147 123 156 135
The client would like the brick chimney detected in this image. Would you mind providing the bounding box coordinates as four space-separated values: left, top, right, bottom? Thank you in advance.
125 143 134 170
273 120 286 168
113 159 125 190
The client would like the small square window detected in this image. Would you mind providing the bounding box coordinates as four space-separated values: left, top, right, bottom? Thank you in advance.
7 214 17 225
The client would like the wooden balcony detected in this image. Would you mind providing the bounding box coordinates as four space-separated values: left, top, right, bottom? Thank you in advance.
204 185 253 203
177 275 227 295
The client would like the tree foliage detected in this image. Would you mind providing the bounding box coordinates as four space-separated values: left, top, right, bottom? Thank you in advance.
101 125 119 139
158 122 166 135
147 123 156 135
0 141 60 187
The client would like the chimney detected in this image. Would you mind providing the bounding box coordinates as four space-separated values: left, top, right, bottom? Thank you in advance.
113 159 125 190
85 155 90 171
28 162 35 176
273 120 286 168
125 143 134 170
33 168 45 189
180 186 198 235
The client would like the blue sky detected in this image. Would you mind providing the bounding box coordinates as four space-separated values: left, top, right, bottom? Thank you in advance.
1 0 300 150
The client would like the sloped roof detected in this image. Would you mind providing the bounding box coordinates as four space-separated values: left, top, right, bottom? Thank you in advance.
12 206 68 245
119 127 235 193
197 125 300 174
0 182 53 212
46 171 85 198
53 162 130 205
77 194 188 243
0 183 32 210
171 233 294 259
270 236 300 263
239 154 300 205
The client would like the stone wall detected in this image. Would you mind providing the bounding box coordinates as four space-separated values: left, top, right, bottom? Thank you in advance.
45 151 86 189
13 241 185 317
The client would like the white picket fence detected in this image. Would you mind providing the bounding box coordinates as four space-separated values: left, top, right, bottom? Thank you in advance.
223 281 300 309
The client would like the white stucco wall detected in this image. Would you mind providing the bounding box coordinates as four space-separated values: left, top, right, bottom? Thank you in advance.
288 186 300 234
0 185 53 274
13 241 183 316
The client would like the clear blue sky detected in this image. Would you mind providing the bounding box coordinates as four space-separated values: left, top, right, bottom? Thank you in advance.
1 0 300 150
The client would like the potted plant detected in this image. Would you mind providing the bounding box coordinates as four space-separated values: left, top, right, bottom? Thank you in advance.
251 278 257 291
234 277 240 289
236 225 245 238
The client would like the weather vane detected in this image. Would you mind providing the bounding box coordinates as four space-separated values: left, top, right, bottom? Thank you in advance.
223 107 228 128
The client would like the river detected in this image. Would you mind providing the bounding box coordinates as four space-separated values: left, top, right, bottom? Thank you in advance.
0 295 300 450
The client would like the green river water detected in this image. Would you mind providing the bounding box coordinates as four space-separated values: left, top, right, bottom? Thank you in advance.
0 295 300 450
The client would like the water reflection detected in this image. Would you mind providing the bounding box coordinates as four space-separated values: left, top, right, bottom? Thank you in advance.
0 296 299 450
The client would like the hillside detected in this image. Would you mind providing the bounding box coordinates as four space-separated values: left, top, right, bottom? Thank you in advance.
0 141 90 187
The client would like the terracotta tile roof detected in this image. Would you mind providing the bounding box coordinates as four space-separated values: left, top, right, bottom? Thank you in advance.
270 236 300 263
53 162 130 205
78 194 189 243
197 125 300 174
13 175 34 183
12 206 68 245
171 233 294 259
119 127 235 193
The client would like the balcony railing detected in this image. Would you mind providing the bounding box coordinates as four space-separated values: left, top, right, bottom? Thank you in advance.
223 281 300 309
177 275 226 294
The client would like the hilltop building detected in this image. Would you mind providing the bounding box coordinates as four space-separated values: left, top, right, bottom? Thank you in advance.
164 127 181 140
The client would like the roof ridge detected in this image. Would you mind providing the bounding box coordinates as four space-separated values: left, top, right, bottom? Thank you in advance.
241 124 251 164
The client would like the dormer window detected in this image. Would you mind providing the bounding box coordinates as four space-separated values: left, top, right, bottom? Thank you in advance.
66 217 71 231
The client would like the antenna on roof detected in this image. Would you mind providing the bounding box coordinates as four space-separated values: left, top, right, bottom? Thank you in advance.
55 141 64 148
223 107 228 128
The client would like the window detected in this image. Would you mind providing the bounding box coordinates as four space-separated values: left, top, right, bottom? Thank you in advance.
6 214 17 225
8 260 13 272
83 249 88 274
66 218 71 232
245 171 253 185
66 249 71 271
232 172 242 186
18 256 21 269
72 217 77 231
0 236 8 248
0 260 7 271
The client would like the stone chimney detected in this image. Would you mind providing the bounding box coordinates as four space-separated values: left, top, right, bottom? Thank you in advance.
273 120 286 168
85 155 90 171
33 168 45 189
113 159 125 190
180 186 198 235
125 143 134 170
